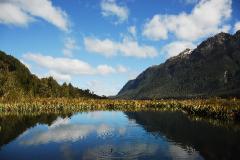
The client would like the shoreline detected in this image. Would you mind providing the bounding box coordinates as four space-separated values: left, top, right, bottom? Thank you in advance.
0 98 240 121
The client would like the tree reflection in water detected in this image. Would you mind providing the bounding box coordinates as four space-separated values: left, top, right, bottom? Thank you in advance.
0 111 240 160
125 111 240 160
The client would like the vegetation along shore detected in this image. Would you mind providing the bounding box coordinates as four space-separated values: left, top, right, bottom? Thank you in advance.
0 98 239 121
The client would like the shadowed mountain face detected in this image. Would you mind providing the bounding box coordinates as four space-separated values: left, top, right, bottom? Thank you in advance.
117 31 240 99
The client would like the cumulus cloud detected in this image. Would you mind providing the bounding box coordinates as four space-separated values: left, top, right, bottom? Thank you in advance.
101 0 129 23
0 0 69 31
84 38 117 57
234 21 240 32
23 53 94 75
143 0 232 41
46 70 71 82
161 41 196 58
84 37 158 58
97 65 116 75
118 38 157 58
143 15 169 40
63 37 79 57
0 2 33 26
86 80 121 96
23 53 127 82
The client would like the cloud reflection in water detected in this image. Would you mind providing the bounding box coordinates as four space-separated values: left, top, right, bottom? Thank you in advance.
21 117 117 145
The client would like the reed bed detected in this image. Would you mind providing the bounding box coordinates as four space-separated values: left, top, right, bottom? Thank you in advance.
0 98 240 120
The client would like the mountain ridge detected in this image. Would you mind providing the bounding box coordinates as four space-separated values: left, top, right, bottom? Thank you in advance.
117 31 240 99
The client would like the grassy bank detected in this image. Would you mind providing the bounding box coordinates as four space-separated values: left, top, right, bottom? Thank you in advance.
0 98 240 120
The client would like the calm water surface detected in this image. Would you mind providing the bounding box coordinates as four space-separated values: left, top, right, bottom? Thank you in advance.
0 111 240 160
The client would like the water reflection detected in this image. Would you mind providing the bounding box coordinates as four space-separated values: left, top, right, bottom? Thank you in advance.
82 143 158 160
125 111 240 160
0 111 240 159
0 113 67 148
20 116 116 145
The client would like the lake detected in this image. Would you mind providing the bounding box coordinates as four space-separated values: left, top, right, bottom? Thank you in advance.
0 111 240 160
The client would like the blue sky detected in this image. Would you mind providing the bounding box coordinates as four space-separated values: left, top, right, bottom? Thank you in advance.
0 0 240 96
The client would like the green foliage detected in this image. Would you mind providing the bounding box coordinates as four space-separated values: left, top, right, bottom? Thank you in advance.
0 50 100 101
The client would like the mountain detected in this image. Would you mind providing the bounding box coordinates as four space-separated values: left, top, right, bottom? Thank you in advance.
0 51 100 101
117 31 240 99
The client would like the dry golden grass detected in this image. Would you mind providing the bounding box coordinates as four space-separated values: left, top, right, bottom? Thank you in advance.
0 98 240 120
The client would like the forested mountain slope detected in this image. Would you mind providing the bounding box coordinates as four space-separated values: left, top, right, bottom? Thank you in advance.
117 31 240 99
0 51 100 101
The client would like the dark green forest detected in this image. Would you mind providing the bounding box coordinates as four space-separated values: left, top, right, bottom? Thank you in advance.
117 31 240 99
0 50 100 101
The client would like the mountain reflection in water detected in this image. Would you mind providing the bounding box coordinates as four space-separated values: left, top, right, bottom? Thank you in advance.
0 111 239 160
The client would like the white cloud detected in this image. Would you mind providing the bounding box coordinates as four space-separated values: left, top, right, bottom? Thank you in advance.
23 53 95 75
50 117 70 128
86 80 120 96
218 25 231 33
143 0 232 41
21 124 95 145
0 2 33 26
101 0 129 23
161 41 196 58
23 53 127 82
234 21 240 32
21 117 116 145
0 0 69 31
143 15 169 41
97 65 116 75
128 26 136 37
84 37 158 58
96 124 114 138
118 38 158 58
21 124 113 145
96 65 127 75
63 37 79 57
116 65 127 73
84 37 117 57
47 70 71 82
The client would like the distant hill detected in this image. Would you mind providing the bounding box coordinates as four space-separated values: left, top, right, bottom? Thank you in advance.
117 31 240 99
0 51 100 101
